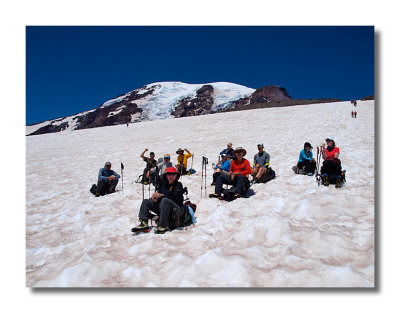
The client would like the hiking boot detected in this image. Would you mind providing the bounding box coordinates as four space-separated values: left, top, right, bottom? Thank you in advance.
335 178 341 188
131 219 150 233
323 175 329 186
292 166 299 174
209 193 221 198
95 192 101 197
233 193 241 200
154 225 169 234
211 182 216 186
109 188 116 194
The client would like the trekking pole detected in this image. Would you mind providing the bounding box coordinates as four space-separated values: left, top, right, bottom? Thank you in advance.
190 154 194 175
121 162 124 190
142 179 144 200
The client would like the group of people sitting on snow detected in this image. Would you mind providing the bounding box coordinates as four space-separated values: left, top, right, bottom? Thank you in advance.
92 137 343 234
293 137 343 188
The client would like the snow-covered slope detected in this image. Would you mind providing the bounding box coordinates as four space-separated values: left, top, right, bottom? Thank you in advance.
26 100 374 287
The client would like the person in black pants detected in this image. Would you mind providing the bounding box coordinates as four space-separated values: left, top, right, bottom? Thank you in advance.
131 166 185 234
95 162 120 197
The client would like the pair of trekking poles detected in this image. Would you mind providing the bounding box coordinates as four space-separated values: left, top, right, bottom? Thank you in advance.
315 146 324 186
200 156 208 198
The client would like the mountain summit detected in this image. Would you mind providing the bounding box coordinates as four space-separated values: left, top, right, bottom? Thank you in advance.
26 82 292 136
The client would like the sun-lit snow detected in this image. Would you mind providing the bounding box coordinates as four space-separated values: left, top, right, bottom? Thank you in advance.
26 100 374 287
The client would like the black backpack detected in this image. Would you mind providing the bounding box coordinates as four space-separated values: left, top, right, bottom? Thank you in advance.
168 201 197 230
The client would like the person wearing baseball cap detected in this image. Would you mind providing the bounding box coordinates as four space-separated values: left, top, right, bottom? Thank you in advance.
157 153 175 176
252 143 271 183
211 153 231 185
294 142 316 176
140 148 158 185
220 142 235 160
95 162 120 197
132 166 187 234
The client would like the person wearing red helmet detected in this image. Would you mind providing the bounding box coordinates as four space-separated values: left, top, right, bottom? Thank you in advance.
131 166 186 234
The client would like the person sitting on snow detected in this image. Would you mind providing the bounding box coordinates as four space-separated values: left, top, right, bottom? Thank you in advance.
176 148 192 175
157 153 175 176
209 147 252 200
131 167 186 234
320 137 342 187
211 153 231 185
294 142 316 176
95 162 120 197
220 142 235 160
140 148 158 185
251 143 270 183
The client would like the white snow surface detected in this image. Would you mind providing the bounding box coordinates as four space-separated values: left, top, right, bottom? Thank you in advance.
26 100 374 287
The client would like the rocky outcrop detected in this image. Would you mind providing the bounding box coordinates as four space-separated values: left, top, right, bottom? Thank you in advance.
172 84 214 117
29 121 69 136
73 102 142 130
228 85 292 111
249 86 292 103
360 95 374 101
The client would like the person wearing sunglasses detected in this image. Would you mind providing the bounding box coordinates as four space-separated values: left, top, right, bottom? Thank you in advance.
95 162 120 197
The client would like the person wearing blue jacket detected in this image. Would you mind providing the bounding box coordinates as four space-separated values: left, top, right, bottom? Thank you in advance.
96 162 121 196
211 153 231 185
295 142 316 175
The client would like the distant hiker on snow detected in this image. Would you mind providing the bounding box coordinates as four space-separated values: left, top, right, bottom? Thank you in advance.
157 153 175 176
294 142 316 176
95 162 120 197
140 148 158 185
209 147 252 200
131 166 186 234
321 137 342 187
211 153 231 185
220 142 235 160
251 143 270 182
176 148 192 175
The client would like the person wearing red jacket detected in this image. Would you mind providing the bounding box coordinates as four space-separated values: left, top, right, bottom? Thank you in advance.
209 147 252 199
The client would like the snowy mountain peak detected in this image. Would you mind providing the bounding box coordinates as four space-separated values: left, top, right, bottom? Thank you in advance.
26 81 293 136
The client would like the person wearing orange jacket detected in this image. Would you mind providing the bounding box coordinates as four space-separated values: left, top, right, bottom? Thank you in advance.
209 147 252 199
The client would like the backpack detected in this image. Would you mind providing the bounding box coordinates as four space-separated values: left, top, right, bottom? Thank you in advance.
257 168 276 183
89 184 97 195
168 201 197 230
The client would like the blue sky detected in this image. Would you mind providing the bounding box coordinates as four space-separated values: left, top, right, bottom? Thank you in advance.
26 26 374 125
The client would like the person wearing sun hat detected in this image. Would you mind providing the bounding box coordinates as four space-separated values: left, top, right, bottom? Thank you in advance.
209 146 252 199
132 166 186 234
176 148 192 175
320 137 342 187
95 161 120 197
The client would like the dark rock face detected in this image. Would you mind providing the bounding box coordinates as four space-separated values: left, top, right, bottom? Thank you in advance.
172 84 214 117
227 85 291 111
73 102 142 130
249 86 292 104
360 95 374 101
29 122 69 136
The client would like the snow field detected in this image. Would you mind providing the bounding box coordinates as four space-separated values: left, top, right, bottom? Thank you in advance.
26 100 374 287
